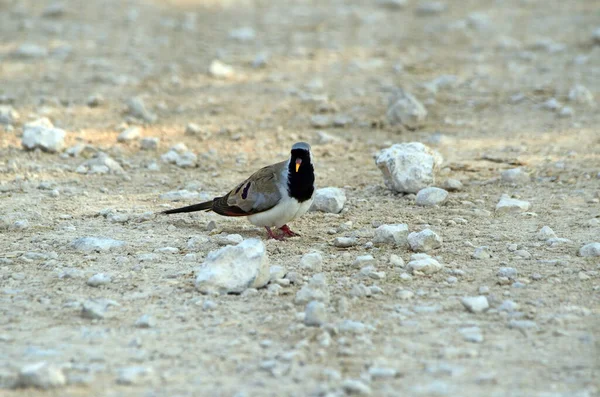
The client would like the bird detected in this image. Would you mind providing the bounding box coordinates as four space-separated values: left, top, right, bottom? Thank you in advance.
162 142 315 240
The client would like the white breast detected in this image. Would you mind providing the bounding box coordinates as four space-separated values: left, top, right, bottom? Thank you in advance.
247 196 313 228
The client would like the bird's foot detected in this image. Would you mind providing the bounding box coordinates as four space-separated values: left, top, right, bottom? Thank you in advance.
280 225 300 237
265 227 285 241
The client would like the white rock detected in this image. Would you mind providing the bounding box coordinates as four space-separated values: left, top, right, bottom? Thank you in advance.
140 137 159 150
0 105 19 125
373 223 409 246
376 0 407 9
71 237 125 252
269 265 286 281
17 362 66 389
359 266 386 280
13 43 49 58
579 242 600 257
497 267 517 279
369 366 398 379
195 239 270 294
415 187 448 206
390 254 404 267
213 233 244 246
229 27 256 41
396 289 414 300
415 1 447 15
117 126 142 142
339 320 369 334
460 327 484 343
387 89 428 129
86 273 111 287
542 98 561 111
341 379 372 396
81 300 107 319
501 168 529 184
22 118 66 153
333 237 357 248
568 84 595 106
77 152 124 174
558 107 574 118
209 60 234 79
304 301 327 327
461 296 489 313
116 367 153 385
442 178 463 191
310 187 346 213
135 314 155 328
472 246 491 259
495 195 530 213
537 226 557 241
353 255 375 268
375 142 443 193
187 235 210 251
159 190 199 201
294 273 329 304
126 97 156 123
407 253 443 274
11 219 30 230
408 229 442 252
498 300 519 312
299 252 323 271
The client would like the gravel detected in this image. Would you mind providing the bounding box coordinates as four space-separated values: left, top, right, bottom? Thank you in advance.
415 187 449 206
407 229 442 252
375 142 443 193
195 239 270 294
310 187 346 213
295 273 330 304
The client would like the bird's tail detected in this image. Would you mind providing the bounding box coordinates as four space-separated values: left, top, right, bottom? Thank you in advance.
162 200 213 215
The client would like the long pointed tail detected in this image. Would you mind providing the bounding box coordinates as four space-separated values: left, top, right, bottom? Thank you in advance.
162 200 213 215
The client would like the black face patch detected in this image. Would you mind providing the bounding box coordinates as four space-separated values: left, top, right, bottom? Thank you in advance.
241 182 252 200
288 149 315 202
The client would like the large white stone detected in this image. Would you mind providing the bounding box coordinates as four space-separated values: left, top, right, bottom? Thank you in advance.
375 142 443 193
408 229 442 252
495 195 530 213
22 118 66 153
406 253 443 274
195 239 270 294
461 296 489 313
387 90 428 129
17 362 66 389
310 187 346 213
373 224 409 246
579 242 600 257
415 187 448 206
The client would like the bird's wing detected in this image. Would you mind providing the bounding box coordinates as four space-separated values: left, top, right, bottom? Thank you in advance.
212 161 286 216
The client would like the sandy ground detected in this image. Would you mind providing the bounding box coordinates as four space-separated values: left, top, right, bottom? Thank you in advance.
1 0 599 396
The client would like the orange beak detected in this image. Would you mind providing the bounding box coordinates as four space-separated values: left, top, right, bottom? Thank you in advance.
295 158 302 172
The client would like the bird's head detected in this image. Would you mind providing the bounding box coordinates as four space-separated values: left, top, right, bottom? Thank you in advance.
290 142 312 173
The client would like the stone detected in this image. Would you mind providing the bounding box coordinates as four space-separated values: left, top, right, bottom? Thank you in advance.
396 289 414 300
71 237 125 252
304 301 327 327
461 296 489 313
442 178 463 191
117 126 142 142
408 229 442 252
542 98 561 111
229 27 255 41
0 105 19 125
368 367 398 379
568 84 595 106
460 327 484 343
406 253 443 274
310 115 331 128
508 320 538 330
195 239 270 294
140 137 159 150
579 242 600 257
11 220 29 230
334 237 357 248
209 60 234 79
497 267 517 279
294 273 329 304
387 89 427 129
13 43 49 58
86 273 111 287
135 314 155 328
341 379 372 395
126 97 157 123
116 367 153 385
81 300 107 319
299 252 323 271
537 226 557 241
472 246 492 259
415 1 448 16
161 148 197 168
498 300 519 312
159 190 199 201
375 142 443 193
311 187 346 213
76 152 124 174
185 123 203 135
339 320 369 334
501 168 529 184
376 0 407 9
213 233 244 246
16 362 66 389
415 187 449 206
269 265 286 281
390 254 404 267
353 255 375 268
495 195 530 213
373 224 409 246
22 118 66 153
86 94 104 107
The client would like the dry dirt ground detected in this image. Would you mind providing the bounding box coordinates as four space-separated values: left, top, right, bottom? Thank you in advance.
1 0 599 396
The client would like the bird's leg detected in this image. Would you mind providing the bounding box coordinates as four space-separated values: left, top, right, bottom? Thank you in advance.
265 226 285 241
280 225 300 237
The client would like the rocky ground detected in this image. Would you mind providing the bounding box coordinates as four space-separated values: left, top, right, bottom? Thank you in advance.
1 0 599 396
